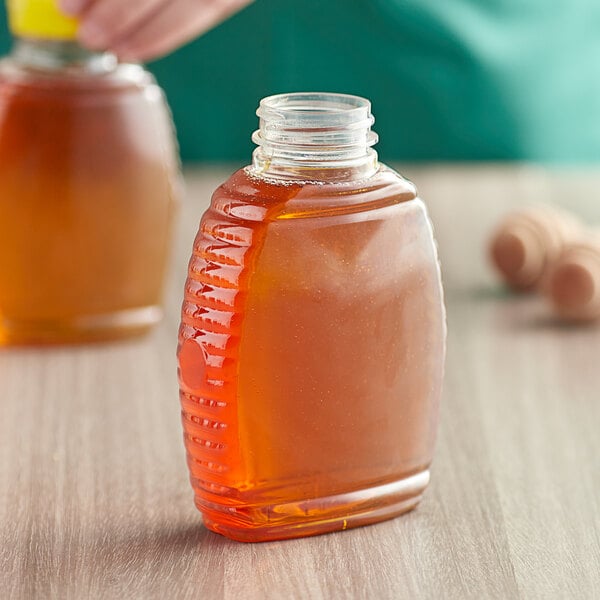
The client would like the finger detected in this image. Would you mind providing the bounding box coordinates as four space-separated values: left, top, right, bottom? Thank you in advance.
59 0 94 17
110 0 253 62
77 0 166 50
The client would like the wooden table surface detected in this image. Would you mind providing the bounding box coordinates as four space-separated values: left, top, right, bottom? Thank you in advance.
2 165 599 600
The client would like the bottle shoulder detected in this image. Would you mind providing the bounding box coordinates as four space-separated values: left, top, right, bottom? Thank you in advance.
0 57 157 95
208 164 421 224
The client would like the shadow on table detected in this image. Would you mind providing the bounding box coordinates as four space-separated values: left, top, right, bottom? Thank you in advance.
449 284 600 334
515 315 600 332
22 521 237 597
69 516 401 597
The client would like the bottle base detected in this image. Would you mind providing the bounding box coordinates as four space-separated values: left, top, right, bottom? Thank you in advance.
198 469 430 542
0 305 162 345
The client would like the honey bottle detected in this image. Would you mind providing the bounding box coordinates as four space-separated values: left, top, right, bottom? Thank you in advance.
0 0 179 344
177 93 446 542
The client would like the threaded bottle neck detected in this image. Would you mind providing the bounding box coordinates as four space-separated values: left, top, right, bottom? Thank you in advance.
11 38 117 73
251 92 379 182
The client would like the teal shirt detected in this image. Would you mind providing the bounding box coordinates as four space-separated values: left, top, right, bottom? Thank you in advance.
1 1 599 162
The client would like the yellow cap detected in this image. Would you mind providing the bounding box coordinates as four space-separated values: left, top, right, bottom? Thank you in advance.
7 0 78 40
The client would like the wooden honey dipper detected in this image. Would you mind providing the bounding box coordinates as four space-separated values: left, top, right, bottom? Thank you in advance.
544 232 600 322
489 206 582 291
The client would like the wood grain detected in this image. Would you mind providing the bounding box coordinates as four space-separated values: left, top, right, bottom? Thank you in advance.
1 165 599 599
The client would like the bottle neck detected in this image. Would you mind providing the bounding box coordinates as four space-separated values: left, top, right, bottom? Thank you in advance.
11 38 117 74
250 92 379 182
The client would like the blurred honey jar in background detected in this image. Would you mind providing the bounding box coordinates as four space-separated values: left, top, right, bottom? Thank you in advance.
0 0 179 344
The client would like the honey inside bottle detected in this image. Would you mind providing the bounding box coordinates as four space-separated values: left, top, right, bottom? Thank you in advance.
178 93 446 541
0 1 179 344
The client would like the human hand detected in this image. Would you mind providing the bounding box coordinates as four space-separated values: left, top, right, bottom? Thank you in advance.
59 0 253 62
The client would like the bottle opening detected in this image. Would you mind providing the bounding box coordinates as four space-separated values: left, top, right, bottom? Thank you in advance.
251 92 379 181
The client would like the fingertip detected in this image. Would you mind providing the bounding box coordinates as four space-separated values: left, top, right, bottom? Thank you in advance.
59 0 86 16
112 42 165 63
112 45 143 63
78 21 108 49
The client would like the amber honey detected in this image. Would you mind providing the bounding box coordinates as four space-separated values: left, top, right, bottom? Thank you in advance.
0 50 178 344
178 159 445 541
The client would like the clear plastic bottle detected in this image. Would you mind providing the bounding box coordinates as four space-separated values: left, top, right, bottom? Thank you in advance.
0 0 179 344
177 92 446 541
